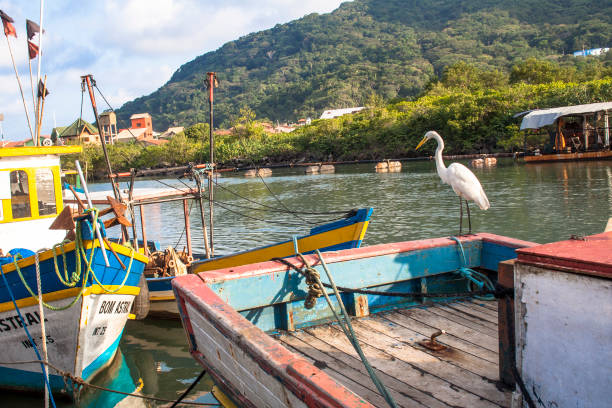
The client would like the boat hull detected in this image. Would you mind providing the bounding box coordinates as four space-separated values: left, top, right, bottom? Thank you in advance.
173 233 536 407
147 208 373 318
0 240 147 397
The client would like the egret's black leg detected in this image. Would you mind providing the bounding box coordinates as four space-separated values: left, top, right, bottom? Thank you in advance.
466 200 472 234
459 196 463 235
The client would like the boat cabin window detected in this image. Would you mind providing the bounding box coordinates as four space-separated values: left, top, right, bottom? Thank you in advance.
10 170 31 219
36 168 57 216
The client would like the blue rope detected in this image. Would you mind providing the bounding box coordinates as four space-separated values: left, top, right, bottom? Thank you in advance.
449 237 495 300
0 267 58 408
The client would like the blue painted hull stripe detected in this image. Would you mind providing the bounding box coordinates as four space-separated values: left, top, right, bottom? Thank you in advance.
81 328 123 381
0 365 69 394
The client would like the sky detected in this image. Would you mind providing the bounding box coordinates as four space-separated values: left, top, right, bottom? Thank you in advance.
0 0 346 141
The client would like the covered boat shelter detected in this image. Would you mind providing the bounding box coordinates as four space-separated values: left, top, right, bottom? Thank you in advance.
520 102 612 153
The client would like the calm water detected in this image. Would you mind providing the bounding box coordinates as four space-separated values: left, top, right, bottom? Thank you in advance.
8 159 612 406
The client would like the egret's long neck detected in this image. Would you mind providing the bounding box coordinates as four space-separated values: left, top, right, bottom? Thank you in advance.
433 134 448 182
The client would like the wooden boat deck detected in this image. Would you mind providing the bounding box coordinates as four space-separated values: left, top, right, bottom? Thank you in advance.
275 299 508 408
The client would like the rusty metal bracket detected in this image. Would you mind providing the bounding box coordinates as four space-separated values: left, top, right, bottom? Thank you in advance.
419 329 447 351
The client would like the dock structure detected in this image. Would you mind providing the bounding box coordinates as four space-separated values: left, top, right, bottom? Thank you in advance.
519 102 612 162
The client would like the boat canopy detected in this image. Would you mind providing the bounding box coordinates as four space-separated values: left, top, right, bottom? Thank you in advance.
520 102 612 130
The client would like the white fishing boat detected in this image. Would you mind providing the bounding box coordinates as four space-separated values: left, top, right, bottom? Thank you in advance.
0 146 148 398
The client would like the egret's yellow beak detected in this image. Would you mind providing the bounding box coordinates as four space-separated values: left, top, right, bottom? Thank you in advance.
415 136 428 151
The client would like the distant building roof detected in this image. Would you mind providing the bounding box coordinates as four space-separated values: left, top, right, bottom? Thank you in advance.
116 128 147 142
520 102 612 130
0 139 32 147
159 126 184 139
52 119 98 138
130 113 151 120
320 107 365 120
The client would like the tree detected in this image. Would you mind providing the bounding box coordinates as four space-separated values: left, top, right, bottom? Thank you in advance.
509 58 562 84
183 123 210 141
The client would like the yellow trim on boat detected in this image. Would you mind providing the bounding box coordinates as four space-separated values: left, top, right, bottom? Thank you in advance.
150 295 176 301
1 240 149 273
191 221 368 273
0 146 82 157
212 385 238 408
0 284 140 312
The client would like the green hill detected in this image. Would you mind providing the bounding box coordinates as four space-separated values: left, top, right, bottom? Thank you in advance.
115 0 612 130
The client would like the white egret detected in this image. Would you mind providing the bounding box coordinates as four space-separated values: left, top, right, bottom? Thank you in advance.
416 131 490 234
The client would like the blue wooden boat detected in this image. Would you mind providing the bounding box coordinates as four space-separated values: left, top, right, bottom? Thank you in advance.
147 208 372 317
0 147 148 398
172 233 536 407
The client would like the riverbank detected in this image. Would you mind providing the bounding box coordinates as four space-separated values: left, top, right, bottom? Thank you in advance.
60 76 611 180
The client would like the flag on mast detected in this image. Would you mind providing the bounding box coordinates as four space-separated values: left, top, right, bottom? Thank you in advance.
28 40 39 59
0 10 16 38
26 19 43 39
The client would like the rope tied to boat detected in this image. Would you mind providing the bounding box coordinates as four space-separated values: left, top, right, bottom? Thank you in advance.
291 237 398 408
10 207 136 310
0 358 216 406
303 264 323 309
449 236 496 300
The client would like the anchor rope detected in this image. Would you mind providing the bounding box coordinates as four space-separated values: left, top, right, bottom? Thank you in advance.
449 236 496 300
272 256 510 299
0 270 58 408
291 242 397 408
0 359 215 406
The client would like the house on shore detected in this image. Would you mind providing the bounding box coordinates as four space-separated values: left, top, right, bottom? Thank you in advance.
51 119 100 145
320 107 365 120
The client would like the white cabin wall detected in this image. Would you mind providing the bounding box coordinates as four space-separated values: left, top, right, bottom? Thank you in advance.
515 264 612 407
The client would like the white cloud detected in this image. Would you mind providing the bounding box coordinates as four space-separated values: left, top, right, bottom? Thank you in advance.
0 0 348 139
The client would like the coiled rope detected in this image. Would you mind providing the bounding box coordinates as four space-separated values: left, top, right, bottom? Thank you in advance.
10 208 135 310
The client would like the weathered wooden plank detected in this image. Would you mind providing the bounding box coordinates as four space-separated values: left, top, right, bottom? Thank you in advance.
281 333 430 408
431 305 498 334
380 310 499 367
186 302 307 408
305 324 505 408
287 330 451 408
342 320 508 406
398 308 499 353
459 301 499 319
469 299 498 312
446 303 499 324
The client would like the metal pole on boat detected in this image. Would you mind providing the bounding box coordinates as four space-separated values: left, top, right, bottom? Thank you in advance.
4 35 35 142
75 160 111 267
35 0 44 146
206 72 217 257
80 75 121 201
183 199 193 258
194 174 211 259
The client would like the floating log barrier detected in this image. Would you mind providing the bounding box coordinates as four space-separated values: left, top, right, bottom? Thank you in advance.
305 165 320 174
484 157 497 166
375 160 401 172
319 164 335 173
374 162 388 172
471 158 484 167
388 160 401 172
244 168 272 177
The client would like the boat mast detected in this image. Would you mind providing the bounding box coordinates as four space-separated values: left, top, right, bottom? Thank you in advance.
80 74 121 201
206 72 217 256
35 0 44 146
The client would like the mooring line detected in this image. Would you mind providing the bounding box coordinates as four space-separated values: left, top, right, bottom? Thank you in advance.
0 360 216 406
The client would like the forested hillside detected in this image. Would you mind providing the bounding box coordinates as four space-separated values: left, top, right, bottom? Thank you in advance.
115 0 612 130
